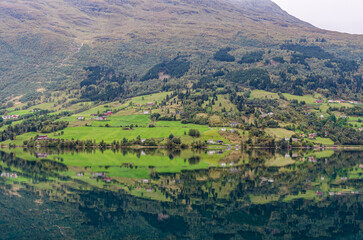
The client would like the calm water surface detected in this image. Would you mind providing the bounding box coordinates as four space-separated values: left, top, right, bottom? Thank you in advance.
0 148 362 239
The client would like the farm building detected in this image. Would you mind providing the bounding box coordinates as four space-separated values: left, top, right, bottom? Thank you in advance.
315 100 323 103
93 117 107 121
2 115 19 120
77 116 85 120
146 102 153 106
37 135 50 141
104 177 112 183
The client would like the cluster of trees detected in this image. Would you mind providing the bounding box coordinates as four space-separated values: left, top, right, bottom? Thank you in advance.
227 68 272 90
238 51 264 64
213 47 235 62
80 66 126 87
0 114 69 142
141 57 190 81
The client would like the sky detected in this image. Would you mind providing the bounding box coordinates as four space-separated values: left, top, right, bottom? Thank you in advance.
271 0 363 34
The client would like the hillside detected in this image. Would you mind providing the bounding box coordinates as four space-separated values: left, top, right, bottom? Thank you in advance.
0 0 362 100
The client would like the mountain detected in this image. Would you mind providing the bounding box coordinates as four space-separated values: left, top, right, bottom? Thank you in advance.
0 0 362 100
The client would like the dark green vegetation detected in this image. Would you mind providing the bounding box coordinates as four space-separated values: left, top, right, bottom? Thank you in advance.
0 149 362 239
141 58 191 81
0 1 361 148
214 47 236 62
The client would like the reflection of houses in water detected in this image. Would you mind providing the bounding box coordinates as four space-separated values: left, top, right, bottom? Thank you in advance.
261 177 274 183
292 153 298 158
1 172 18 178
37 153 48 158
141 151 146 156
104 177 112 183
221 163 226 167
158 213 170 221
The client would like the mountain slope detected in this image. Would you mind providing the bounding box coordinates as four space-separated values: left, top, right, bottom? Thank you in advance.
0 0 362 99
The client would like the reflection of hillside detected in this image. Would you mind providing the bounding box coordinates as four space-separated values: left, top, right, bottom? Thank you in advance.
0 150 362 238
1 179 362 239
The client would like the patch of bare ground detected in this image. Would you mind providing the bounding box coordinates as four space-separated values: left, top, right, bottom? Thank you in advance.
9 95 23 105
220 151 243 164
35 199 43 204
158 71 170 80
37 88 46 93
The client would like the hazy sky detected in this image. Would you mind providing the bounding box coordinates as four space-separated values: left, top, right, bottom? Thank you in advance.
271 0 363 34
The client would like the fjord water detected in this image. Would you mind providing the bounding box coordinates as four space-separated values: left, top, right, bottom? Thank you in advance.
0 149 362 239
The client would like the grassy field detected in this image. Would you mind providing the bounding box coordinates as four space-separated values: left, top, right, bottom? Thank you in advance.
92 115 151 127
249 90 279 100
307 137 335 145
265 128 295 139
211 94 238 112
282 93 318 104
48 123 210 142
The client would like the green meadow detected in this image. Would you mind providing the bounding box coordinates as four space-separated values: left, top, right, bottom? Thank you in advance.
265 128 295 139
249 90 279 100
92 115 151 127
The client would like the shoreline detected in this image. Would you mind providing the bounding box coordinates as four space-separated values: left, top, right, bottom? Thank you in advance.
1 145 363 150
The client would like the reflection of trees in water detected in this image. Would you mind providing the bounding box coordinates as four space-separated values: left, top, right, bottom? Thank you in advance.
0 151 68 182
0 150 362 239
2 182 361 239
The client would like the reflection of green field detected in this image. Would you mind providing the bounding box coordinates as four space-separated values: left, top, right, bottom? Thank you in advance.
283 190 316 202
3 150 219 179
265 155 295 167
311 150 335 158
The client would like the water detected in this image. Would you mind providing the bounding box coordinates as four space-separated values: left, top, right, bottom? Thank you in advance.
0 149 362 239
